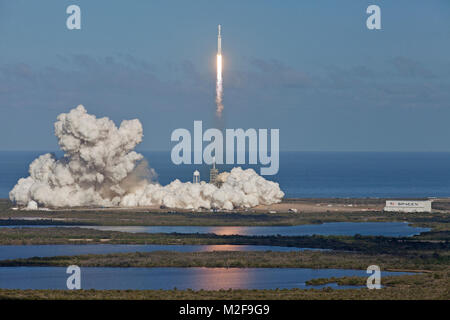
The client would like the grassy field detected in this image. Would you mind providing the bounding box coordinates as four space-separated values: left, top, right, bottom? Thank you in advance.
1 198 449 231
1 250 448 271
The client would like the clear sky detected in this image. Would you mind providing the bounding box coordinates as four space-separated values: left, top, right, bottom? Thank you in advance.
1 0 450 151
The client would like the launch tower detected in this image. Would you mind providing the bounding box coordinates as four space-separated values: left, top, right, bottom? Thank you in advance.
209 157 219 186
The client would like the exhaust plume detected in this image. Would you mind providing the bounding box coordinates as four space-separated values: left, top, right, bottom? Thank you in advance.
10 105 284 210
216 53 223 117
216 24 224 118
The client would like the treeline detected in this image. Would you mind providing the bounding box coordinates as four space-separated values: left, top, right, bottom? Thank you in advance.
1 250 448 271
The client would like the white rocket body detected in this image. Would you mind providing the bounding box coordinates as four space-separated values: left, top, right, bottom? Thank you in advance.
218 24 222 55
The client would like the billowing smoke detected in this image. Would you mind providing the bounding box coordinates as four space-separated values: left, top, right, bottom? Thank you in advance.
10 106 284 210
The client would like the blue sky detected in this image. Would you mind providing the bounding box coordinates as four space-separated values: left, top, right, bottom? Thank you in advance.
1 0 450 151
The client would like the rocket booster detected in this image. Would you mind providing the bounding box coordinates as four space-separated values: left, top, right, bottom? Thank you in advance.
217 24 222 55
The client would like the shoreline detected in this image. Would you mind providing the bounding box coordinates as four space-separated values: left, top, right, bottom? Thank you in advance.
0 198 448 232
3 197 450 213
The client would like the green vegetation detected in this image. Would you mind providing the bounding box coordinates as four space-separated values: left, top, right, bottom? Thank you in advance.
306 276 365 286
1 250 448 271
0 271 448 300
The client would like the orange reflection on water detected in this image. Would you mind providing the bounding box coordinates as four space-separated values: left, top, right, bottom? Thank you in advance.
191 268 254 290
208 226 248 236
203 244 247 252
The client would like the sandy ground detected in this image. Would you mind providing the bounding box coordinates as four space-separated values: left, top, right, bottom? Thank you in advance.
254 201 383 213
17 199 384 214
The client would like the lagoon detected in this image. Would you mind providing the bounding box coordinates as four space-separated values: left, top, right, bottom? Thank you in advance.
0 267 412 290
72 222 428 237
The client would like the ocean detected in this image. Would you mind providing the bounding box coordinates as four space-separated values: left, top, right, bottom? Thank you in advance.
1 151 450 199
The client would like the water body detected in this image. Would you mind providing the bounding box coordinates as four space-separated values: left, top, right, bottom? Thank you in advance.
2 151 450 198
0 244 323 261
68 222 428 237
0 267 412 290
0 222 429 237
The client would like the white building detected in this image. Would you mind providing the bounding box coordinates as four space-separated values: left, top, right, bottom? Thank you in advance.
384 200 432 213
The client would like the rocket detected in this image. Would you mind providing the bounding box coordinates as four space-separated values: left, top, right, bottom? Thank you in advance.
217 24 222 55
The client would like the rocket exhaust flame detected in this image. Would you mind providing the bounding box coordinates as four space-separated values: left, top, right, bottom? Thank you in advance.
215 25 223 117
216 54 223 116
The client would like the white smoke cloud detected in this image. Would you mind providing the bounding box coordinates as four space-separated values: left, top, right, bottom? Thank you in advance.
216 54 224 117
9 105 284 210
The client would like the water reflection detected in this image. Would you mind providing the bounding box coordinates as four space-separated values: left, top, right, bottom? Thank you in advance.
0 222 429 237
73 222 428 237
193 267 252 291
0 267 413 290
